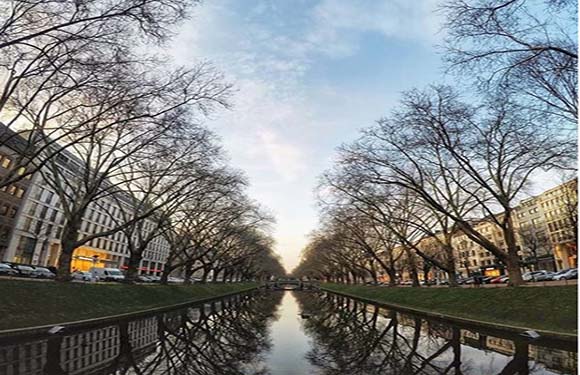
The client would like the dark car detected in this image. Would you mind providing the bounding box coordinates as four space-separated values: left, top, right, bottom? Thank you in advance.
0 263 17 276
32 266 56 279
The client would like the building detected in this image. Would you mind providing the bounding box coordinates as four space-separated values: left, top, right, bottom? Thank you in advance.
453 219 506 278
379 179 578 282
517 179 578 270
0 127 34 262
0 125 171 276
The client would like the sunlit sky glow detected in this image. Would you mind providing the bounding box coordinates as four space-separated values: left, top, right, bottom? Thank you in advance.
168 0 555 272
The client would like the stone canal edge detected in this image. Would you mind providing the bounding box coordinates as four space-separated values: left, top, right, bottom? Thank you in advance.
320 287 577 344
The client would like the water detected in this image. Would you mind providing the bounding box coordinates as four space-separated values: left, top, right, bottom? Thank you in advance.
0 290 576 374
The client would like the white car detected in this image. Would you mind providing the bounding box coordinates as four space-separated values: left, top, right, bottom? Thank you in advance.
89 267 125 282
553 268 578 281
168 276 185 284
0 263 17 276
72 270 93 282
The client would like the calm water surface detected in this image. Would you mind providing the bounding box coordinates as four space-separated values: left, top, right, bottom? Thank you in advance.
0 290 576 374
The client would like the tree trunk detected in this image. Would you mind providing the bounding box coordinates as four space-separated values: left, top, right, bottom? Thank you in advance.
56 216 82 281
506 253 525 286
447 271 459 287
387 267 397 286
182 261 194 285
504 214 525 286
123 250 142 284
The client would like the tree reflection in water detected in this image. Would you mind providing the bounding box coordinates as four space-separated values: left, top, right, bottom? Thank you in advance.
115 292 283 375
0 291 575 375
294 292 572 375
0 291 282 375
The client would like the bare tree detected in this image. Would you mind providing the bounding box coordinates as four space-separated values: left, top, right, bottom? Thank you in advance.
441 0 578 124
338 86 572 286
0 0 228 190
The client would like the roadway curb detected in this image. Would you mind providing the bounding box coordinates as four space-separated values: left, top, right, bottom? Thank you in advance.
0 285 260 339
321 286 577 344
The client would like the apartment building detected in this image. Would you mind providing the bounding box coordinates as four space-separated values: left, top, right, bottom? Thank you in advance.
0 126 171 275
453 219 507 278
0 128 34 263
452 179 577 276
528 179 577 270
379 179 578 282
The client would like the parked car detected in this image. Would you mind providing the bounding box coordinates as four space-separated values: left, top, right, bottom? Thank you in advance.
400 280 413 286
11 264 35 277
522 271 541 282
89 267 125 282
0 263 17 276
553 268 577 280
532 270 555 282
167 276 184 284
32 267 56 279
137 275 154 283
490 275 509 284
72 270 93 281
550 269 571 281
464 275 492 285
148 275 161 283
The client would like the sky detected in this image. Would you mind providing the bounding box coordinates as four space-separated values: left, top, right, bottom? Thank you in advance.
169 0 448 272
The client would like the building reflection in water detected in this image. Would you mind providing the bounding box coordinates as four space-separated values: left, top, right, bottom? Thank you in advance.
295 292 577 375
0 291 576 375
0 292 283 375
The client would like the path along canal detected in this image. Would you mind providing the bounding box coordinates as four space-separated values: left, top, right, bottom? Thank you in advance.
0 290 576 374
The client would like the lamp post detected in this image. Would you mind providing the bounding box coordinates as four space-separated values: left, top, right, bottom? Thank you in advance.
91 255 99 282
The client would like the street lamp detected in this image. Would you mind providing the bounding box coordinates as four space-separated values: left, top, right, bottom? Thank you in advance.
91 255 99 282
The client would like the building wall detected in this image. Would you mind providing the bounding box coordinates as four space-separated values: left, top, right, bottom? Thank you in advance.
379 179 578 282
0 146 33 262
1 156 171 275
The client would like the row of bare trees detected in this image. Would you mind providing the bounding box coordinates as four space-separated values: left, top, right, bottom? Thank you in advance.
293 0 577 287
0 0 285 282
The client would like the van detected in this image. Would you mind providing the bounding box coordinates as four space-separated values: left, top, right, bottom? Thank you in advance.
89 267 125 282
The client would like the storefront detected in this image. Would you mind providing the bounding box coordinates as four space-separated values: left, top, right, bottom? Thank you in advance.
479 264 505 277
71 247 115 272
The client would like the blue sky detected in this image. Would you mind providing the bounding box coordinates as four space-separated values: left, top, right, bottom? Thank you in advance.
170 0 446 271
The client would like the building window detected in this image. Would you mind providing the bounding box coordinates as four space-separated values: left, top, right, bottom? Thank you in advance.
34 220 43 235
22 217 33 232
39 206 48 219
28 202 37 216
15 187 25 198
1 157 11 169
44 191 54 204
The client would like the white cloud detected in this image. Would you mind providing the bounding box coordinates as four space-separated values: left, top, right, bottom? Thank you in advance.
168 0 444 271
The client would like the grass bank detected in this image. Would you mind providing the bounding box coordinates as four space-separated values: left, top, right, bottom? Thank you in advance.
0 279 258 330
322 283 577 335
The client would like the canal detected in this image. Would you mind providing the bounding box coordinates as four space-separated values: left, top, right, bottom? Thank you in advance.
0 290 576 374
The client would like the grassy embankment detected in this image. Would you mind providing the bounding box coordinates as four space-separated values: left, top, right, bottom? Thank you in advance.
323 283 577 335
0 279 258 330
